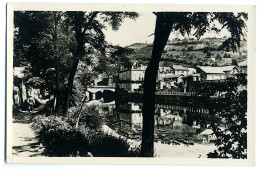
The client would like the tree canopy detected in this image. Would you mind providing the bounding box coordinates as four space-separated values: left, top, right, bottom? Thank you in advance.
14 11 139 115
141 12 248 157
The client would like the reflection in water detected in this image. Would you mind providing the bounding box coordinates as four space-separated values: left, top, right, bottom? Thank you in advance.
100 101 217 145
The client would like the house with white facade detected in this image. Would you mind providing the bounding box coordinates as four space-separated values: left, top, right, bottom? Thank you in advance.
172 64 189 76
196 65 240 81
117 103 143 131
187 68 197 75
118 61 146 92
157 66 175 81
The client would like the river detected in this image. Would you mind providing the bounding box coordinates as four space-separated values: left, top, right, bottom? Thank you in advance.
97 96 219 146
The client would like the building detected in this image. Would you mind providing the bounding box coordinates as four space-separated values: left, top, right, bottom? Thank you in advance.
196 65 240 81
157 66 174 81
187 68 196 75
238 60 247 74
93 74 114 86
182 74 201 92
172 64 189 76
117 103 143 131
118 61 146 92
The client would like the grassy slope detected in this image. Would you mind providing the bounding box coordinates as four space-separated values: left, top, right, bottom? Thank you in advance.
127 38 247 67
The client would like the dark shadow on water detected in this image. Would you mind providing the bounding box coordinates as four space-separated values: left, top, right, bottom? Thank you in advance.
95 91 103 100
102 90 115 103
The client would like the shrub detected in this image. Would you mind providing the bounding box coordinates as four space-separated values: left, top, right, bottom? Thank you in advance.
36 99 54 116
216 53 222 60
38 128 90 156
207 84 247 159
31 114 140 157
67 104 104 130
31 115 72 133
223 53 231 58
90 133 140 157
31 115 91 156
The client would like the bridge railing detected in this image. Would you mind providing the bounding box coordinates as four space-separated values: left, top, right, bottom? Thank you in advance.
132 90 197 96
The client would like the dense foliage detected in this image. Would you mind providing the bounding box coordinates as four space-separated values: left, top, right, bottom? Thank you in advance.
208 82 247 158
31 105 140 157
14 11 138 116
140 12 248 156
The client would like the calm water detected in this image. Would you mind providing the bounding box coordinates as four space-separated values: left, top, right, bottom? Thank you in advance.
99 100 218 145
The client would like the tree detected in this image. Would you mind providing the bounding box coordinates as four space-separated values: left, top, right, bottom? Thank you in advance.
14 11 139 116
208 82 247 158
141 12 247 157
94 46 133 84
62 11 139 115
216 52 222 60
232 58 238 66
14 11 75 115
207 51 212 57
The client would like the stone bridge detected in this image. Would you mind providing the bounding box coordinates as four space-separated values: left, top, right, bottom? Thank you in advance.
87 86 115 100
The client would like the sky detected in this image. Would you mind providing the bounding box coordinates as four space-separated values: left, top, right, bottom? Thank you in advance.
103 12 232 47
103 13 156 46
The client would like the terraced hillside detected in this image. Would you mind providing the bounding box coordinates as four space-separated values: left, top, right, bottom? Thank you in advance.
127 38 247 67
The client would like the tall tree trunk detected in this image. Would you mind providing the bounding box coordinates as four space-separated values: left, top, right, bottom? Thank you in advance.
140 13 173 157
53 11 62 116
53 95 57 115
40 88 45 99
75 95 88 129
62 11 98 116
13 90 16 105
63 58 80 116
18 84 23 104
54 65 61 116
25 86 29 99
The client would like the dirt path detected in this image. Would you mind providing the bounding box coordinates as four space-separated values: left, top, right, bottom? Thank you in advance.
12 105 46 157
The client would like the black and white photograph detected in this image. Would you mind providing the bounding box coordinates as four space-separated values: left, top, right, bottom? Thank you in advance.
5 3 256 165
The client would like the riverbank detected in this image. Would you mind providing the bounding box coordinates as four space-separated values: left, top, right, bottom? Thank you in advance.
154 142 216 158
102 125 216 158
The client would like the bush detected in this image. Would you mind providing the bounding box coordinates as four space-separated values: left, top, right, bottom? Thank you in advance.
207 84 247 159
31 115 90 156
38 128 90 156
223 53 231 58
216 53 222 60
36 99 54 116
67 104 104 130
31 115 140 157
90 133 140 157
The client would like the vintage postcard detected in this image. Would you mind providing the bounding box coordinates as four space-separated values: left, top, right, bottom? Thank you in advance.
6 3 256 165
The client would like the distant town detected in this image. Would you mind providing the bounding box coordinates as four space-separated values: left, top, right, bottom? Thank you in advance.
116 60 246 94
13 38 248 104
94 37 248 96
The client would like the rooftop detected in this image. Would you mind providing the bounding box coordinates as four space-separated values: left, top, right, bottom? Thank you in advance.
172 65 188 71
164 74 184 79
159 66 172 72
197 66 238 74
238 60 247 67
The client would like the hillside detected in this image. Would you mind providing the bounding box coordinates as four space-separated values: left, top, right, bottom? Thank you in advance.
127 38 247 67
